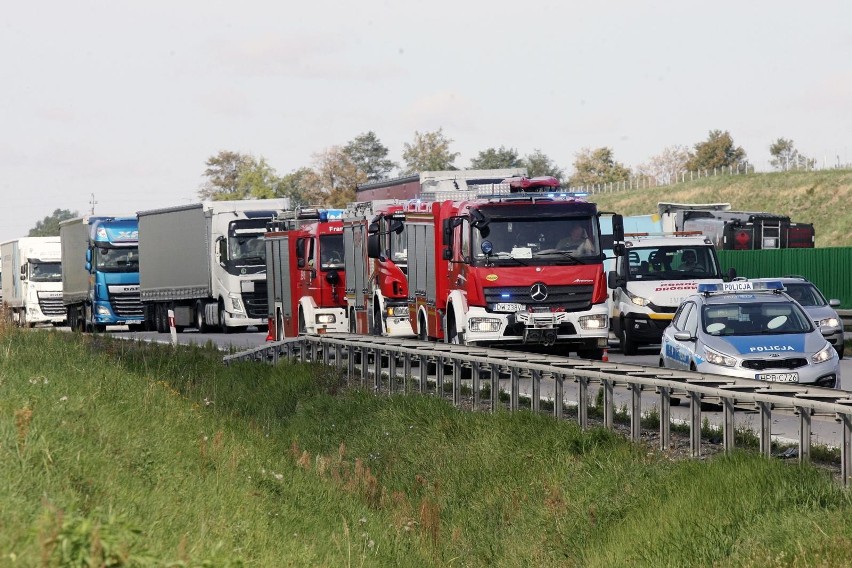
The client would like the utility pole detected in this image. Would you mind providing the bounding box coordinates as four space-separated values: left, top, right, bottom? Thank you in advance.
90 193 97 215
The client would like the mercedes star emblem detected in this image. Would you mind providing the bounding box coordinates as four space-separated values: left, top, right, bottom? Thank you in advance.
530 282 549 302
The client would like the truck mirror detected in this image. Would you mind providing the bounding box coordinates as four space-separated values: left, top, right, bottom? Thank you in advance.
442 219 453 247
297 258 306 269
611 214 624 242
389 219 404 234
86 249 92 263
367 222 380 235
470 208 488 229
366 234 382 259
613 243 625 256
442 247 452 261
607 270 618 289
85 262 92 272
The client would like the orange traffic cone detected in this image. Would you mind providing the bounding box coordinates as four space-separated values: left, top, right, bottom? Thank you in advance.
601 348 609 362
265 318 275 342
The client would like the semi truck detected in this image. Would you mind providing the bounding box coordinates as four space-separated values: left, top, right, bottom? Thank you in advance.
400 175 623 359
1 237 66 327
60 216 144 332
137 199 290 333
265 208 347 340
657 202 815 249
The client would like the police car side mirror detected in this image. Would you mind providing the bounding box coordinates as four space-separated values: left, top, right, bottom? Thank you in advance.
820 326 834 337
673 331 695 342
829 299 841 308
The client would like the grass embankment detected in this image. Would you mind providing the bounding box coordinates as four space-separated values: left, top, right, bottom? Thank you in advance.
2 328 852 566
590 169 852 247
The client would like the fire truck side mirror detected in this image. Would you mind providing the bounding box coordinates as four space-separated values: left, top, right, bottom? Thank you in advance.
297 258 306 268
442 248 452 261
389 219 404 234
612 214 625 242
366 234 382 259
368 222 380 235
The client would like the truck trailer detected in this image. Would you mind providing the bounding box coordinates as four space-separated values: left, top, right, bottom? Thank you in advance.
60 216 144 332
137 199 290 333
1 237 66 327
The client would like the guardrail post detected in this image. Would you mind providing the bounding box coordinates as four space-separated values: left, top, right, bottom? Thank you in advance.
322 340 331 366
300 339 308 363
472 361 481 410
403 352 412 394
631 384 642 442
272 343 279 365
723 397 735 452
659 387 671 451
373 349 382 391
840 413 852 488
490 363 500 413
436 356 445 398
798 407 812 463
452 358 462 408
334 344 342 369
759 402 772 458
577 375 588 429
510 366 520 412
360 345 369 388
531 369 541 413
554 373 564 420
310 339 318 362
347 344 355 384
603 379 614 431
690 391 701 458
388 350 398 394
418 354 428 394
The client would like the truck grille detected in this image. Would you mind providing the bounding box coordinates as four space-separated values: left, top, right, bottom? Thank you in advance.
484 285 594 312
742 358 808 371
110 291 144 318
243 280 268 319
38 297 66 317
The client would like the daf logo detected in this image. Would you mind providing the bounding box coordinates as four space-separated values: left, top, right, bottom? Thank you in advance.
530 282 549 302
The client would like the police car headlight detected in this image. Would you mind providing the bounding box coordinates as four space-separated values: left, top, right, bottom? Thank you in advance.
818 317 840 328
625 289 650 307
812 344 835 364
704 346 737 367
469 317 501 332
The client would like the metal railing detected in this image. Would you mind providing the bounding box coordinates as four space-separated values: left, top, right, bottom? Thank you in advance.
225 334 852 486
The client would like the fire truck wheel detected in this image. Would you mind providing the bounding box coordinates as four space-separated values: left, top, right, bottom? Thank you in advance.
418 313 429 341
369 302 382 335
446 317 461 344
348 310 356 334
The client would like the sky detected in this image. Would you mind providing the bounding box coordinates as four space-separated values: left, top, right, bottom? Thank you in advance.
1 0 850 244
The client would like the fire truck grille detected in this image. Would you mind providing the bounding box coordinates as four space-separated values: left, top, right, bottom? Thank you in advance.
37 298 66 317
484 285 594 312
110 292 144 318
242 281 268 319
741 358 808 371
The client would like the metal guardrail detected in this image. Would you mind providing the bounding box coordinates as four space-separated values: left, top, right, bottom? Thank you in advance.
839 309 852 333
225 334 852 486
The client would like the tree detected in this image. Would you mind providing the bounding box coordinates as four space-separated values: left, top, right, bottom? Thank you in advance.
769 138 815 171
469 146 523 169
343 131 397 183
277 167 320 207
401 128 460 174
568 147 630 187
312 146 367 207
233 157 281 200
29 209 78 237
635 145 690 185
522 149 565 179
198 150 254 200
685 130 747 172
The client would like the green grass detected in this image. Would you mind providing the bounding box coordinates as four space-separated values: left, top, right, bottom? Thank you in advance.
589 169 852 247
2 327 852 566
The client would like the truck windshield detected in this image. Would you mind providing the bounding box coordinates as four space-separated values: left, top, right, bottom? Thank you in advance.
95 246 139 273
229 235 265 265
624 245 721 281
389 228 407 263
319 235 344 270
473 217 601 265
30 261 62 282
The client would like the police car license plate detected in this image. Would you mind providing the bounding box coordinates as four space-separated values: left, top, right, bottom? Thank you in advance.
757 372 798 383
493 302 526 312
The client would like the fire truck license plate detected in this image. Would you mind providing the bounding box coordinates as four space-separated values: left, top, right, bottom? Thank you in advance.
756 372 798 382
494 303 526 312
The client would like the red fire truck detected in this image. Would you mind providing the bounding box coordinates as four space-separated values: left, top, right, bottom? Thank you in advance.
342 200 414 337
403 176 623 358
265 209 347 340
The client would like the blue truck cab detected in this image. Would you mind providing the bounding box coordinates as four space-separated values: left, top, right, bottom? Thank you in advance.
60 215 145 332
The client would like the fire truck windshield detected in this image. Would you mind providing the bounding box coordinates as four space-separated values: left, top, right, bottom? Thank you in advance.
473 218 600 265
319 235 344 270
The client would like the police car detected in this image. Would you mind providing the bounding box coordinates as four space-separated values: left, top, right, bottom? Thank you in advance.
659 280 840 388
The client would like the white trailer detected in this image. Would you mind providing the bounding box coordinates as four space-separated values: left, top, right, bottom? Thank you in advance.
1 237 66 327
137 199 290 333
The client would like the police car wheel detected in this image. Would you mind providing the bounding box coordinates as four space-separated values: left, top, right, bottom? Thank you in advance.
836 343 845 360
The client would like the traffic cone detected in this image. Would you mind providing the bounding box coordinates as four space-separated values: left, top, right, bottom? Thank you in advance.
601 348 609 362
265 318 275 342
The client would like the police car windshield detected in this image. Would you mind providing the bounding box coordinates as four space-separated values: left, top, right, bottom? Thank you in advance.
625 245 721 281
702 301 813 336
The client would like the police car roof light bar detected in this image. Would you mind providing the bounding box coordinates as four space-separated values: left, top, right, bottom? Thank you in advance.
697 280 784 296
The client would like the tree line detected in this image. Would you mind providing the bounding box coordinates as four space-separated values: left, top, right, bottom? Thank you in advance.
26 130 815 235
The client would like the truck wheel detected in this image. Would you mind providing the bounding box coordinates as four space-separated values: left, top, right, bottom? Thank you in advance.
297 308 306 335
446 316 460 344
418 312 429 341
370 302 382 336
195 302 209 333
349 309 356 334
620 324 639 356
219 303 231 334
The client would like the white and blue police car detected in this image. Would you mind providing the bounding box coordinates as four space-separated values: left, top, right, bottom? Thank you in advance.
659 280 840 388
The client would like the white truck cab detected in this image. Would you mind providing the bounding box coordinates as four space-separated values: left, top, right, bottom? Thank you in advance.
608 233 725 354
